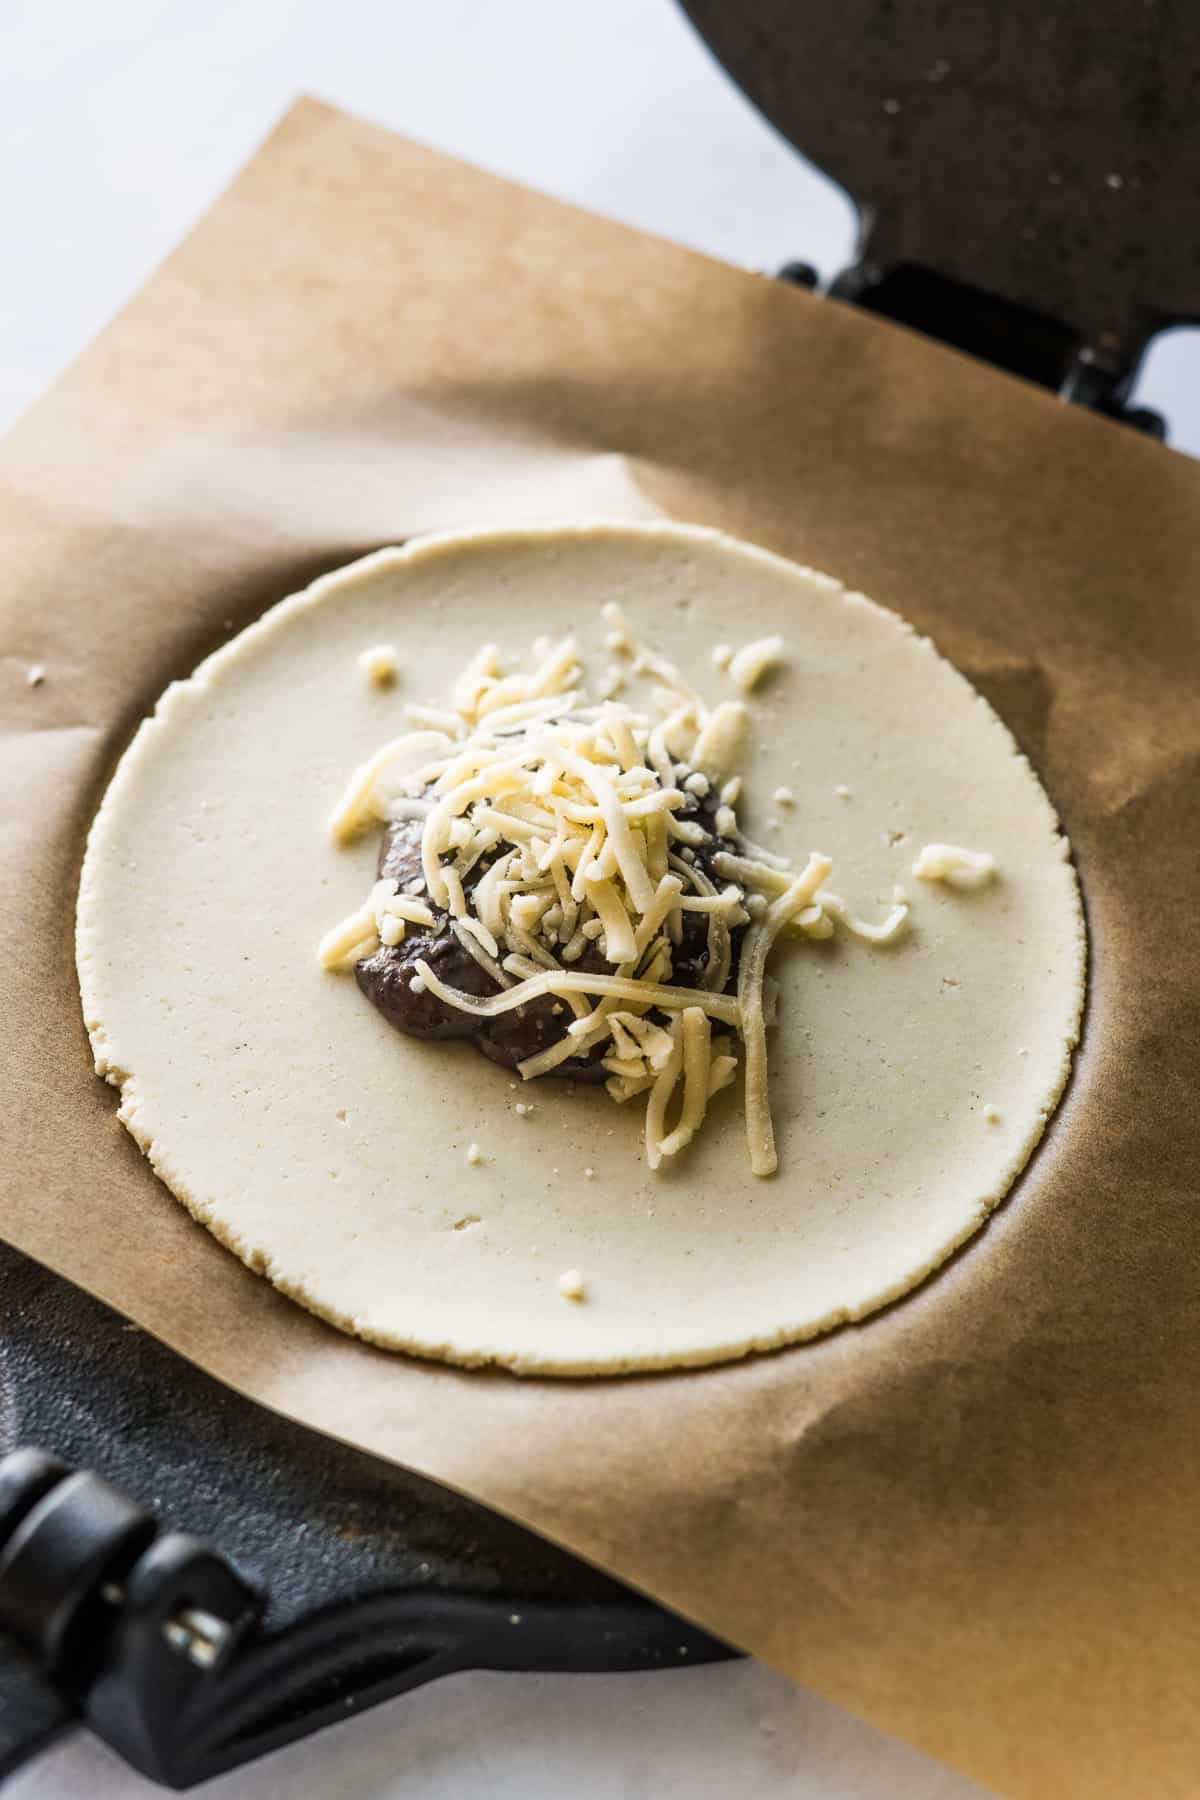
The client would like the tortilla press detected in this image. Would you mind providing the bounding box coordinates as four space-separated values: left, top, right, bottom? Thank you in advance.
3 1 1196 1789
0 1251 731 1788
685 0 1199 434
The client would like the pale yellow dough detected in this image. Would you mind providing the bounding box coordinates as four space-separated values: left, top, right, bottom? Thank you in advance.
76 524 1085 1375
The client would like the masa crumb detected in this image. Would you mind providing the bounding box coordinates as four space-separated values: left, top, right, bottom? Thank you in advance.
359 643 400 687
557 1268 586 1301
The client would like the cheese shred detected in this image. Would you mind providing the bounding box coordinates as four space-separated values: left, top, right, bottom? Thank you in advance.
319 606 937 1176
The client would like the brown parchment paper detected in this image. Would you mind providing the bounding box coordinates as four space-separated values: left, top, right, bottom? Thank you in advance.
3 100 1199 1799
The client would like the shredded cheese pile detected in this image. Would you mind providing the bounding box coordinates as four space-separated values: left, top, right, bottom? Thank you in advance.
319 618 910 1176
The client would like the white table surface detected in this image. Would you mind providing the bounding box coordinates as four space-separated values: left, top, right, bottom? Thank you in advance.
4 3 1192 1795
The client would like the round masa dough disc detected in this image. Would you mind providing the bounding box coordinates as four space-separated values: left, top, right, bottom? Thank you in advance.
77 523 1085 1375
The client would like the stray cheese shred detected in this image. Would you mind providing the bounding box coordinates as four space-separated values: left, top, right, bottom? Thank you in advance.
727 635 785 693
317 606 965 1178
913 843 997 890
